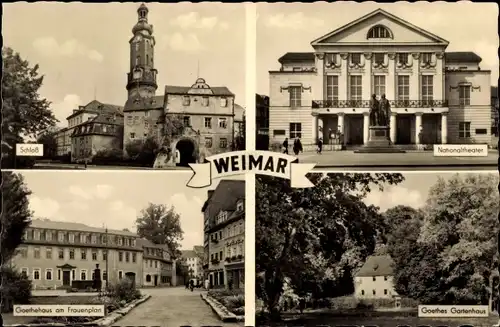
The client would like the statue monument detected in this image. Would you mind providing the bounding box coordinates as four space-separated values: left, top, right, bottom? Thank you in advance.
355 94 405 153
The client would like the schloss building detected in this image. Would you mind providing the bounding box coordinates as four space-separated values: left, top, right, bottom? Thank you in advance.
10 219 176 289
268 9 495 148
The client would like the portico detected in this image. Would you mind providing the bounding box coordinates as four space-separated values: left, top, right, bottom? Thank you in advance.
312 100 449 146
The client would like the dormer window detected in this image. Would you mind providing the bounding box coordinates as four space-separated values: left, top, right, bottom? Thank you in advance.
373 53 385 65
397 53 409 65
202 96 209 107
367 25 392 39
421 53 432 64
183 96 191 106
220 97 228 107
237 201 244 211
351 53 361 65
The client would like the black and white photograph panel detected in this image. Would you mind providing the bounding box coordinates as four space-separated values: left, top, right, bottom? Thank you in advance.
256 2 499 170
255 172 499 326
1 172 245 326
2 2 245 170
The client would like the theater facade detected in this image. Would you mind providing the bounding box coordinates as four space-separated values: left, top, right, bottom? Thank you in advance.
268 9 493 149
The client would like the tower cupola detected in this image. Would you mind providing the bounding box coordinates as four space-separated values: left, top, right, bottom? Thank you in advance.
132 3 153 35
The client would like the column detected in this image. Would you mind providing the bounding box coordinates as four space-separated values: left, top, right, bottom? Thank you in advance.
415 113 423 144
387 53 396 101
435 52 444 101
441 112 448 144
338 113 345 145
390 113 397 144
410 53 420 100
362 53 372 100
314 53 325 101
318 116 324 140
363 113 370 144
339 53 348 101
312 115 319 143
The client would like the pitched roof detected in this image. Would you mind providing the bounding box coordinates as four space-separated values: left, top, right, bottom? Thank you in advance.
165 85 234 96
444 52 482 63
278 52 315 64
204 180 245 222
193 245 204 254
311 8 449 46
29 219 137 237
234 103 245 121
123 95 165 112
66 100 123 119
136 238 169 249
181 250 196 258
356 255 395 277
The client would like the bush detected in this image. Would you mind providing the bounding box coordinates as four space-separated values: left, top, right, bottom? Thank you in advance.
92 148 124 165
208 289 245 315
0 266 32 312
107 279 141 304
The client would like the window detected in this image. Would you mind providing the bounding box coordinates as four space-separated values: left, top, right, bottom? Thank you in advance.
219 118 227 129
34 230 40 240
19 247 28 258
351 53 361 65
81 249 87 260
325 53 337 65
397 75 410 102
421 75 434 103
421 53 432 64
398 53 409 65
72 269 76 280
220 138 228 148
289 123 302 139
372 276 376 281
155 261 158 268
58 269 62 280
204 117 212 128
118 271 123 279
127 116 133 124
132 253 137 263
202 96 209 106
475 128 487 135
459 85 471 106
21 268 28 277
81 270 87 280
92 251 97 261
33 269 41 280
119 252 123 262
69 233 75 243
372 290 376 295
361 290 365 295
69 249 75 260
384 289 388 295
367 25 391 38
325 75 338 102
220 97 228 107
46 269 53 280
459 122 471 138
126 252 130 262
349 76 362 101
183 96 190 106
373 75 386 97
34 247 40 259
205 137 213 148
384 276 388 281
40 230 46 241
289 86 301 107
183 116 191 127
130 132 135 139
373 53 385 65
146 274 151 282
46 247 52 259
237 201 244 211
136 56 140 66
103 270 107 281
103 250 108 261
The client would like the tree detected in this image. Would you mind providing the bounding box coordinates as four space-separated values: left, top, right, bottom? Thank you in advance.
36 131 58 159
389 174 498 306
125 137 159 166
233 113 245 151
1 172 33 266
163 114 185 147
135 203 184 259
256 173 404 320
2 47 57 168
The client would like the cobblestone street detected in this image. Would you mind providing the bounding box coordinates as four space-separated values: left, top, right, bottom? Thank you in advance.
114 287 243 327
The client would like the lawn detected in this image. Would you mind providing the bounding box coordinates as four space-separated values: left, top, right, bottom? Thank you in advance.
208 289 245 316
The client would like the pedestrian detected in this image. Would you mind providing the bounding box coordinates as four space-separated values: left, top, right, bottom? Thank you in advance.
299 298 306 314
205 279 209 290
317 138 323 154
293 137 303 156
282 138 289 154
329 128 334 145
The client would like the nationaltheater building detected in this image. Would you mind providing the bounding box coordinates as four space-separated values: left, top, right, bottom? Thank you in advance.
268 9 493 148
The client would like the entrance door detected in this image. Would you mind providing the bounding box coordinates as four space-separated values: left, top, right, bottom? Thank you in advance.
397 116 412 144
176 139 197 167
154 275 158 286
347 116 364 145
63 271 71 286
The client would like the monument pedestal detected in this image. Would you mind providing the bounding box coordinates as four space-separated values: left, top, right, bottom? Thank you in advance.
354 126 406 153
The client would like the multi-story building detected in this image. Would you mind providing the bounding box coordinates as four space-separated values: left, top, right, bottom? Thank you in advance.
492 86 499 145
54 100 124 158
256 94 270 150
9 219 174 290
354 255 398 299
268 8 493 149
122 4 240 164
181 246 204 280
202 180 245 289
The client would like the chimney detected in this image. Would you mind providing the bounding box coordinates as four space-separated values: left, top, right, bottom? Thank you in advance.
207 190 214 199
73 109 79 113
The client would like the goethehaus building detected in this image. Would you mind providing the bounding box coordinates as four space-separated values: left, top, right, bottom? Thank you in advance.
268 9 493 148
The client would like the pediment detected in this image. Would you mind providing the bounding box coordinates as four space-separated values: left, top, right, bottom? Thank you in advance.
312 9 448 45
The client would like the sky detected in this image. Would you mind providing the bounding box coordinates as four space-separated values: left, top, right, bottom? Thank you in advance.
2 2 246 126
256 1 499 95
363 171 498 212
18 171 244 250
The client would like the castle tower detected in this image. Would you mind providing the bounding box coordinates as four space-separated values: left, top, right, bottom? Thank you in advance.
127 3 158 99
